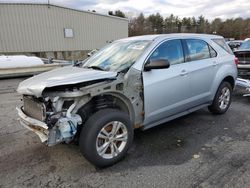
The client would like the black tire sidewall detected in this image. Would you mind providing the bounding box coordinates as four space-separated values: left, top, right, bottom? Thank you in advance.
209 82 232 114
79 108 133 167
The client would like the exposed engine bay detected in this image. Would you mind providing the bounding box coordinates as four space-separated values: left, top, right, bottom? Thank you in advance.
20 94 84 146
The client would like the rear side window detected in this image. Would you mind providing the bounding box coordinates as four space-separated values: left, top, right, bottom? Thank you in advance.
209 45 217 58
185 39 210 61
212 38 233 54
149 39 184 65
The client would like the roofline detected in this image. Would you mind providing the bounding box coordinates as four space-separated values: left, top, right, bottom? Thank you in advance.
154 33 223 40
117 33 223 42
0 2 129 22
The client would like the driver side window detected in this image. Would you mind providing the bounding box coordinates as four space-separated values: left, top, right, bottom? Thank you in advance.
149 39 184 65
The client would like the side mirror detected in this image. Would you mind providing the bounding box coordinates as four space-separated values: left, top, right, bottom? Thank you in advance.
144 59 170 71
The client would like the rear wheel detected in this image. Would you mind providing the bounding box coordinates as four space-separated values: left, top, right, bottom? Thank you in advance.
79 108 133 168
208 82 232 114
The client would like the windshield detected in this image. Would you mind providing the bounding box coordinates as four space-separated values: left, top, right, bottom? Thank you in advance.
239 41 250 50
83 40 151 72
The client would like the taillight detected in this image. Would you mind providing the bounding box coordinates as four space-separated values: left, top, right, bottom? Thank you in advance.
234 57 239 66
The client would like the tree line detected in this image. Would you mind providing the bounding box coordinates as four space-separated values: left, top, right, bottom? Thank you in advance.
109 11 250 39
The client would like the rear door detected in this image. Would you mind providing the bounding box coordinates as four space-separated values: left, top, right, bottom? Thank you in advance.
183 39 218 105
143 39 192 126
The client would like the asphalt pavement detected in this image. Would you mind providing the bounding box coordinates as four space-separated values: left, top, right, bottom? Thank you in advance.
0 78 250 188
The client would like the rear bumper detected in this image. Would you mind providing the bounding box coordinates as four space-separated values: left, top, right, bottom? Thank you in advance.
16 107 49 142
238 64 250 69
238 64 250 77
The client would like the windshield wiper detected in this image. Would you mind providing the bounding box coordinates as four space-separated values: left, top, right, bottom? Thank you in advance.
118 67 130 74
87 66 105 71
117 61 135 74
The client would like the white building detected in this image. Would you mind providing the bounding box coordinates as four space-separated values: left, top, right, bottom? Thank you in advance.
0 3 128 59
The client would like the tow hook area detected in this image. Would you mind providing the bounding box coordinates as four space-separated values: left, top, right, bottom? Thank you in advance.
16 107 82 145
47 115 82 146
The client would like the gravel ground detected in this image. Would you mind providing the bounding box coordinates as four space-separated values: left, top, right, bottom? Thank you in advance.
0 78 250 188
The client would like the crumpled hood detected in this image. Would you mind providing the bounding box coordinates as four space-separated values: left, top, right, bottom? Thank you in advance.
17 66 117 97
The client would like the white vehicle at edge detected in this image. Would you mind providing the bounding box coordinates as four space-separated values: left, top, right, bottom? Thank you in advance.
0 55 43 68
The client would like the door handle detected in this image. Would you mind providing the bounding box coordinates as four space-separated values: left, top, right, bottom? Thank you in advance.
180 70 188 76
213 61 218 66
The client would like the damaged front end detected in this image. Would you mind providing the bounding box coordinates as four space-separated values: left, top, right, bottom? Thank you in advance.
16 66 144 147
16 67 120 146
17 92 85 146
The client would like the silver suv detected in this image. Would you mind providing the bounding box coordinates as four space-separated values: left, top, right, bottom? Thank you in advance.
17 34 237 167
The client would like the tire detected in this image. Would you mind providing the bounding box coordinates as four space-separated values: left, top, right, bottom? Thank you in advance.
79 108 133 168
208 82 232 114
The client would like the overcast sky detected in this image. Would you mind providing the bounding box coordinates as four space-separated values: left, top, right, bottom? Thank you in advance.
1 0 250 20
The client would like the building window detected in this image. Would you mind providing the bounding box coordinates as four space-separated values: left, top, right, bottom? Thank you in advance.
64 28 74 38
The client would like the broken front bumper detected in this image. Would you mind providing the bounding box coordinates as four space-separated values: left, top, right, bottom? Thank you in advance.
16 107 49 142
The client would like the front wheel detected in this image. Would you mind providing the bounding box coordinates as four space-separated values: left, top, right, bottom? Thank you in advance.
208 82 232 114
79 109 133 168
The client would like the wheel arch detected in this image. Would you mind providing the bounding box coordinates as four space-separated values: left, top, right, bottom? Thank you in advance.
222 76 235 89
77 92 136 125
211 74 235 102
210 62 237 101
102 92 136 123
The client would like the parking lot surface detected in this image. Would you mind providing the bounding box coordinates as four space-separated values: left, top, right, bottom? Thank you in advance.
0 78 250 188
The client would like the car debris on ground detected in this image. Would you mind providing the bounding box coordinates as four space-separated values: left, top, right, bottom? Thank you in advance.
236 78 250 97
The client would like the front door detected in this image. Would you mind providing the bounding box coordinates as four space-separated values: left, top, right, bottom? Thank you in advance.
143 39 192 126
